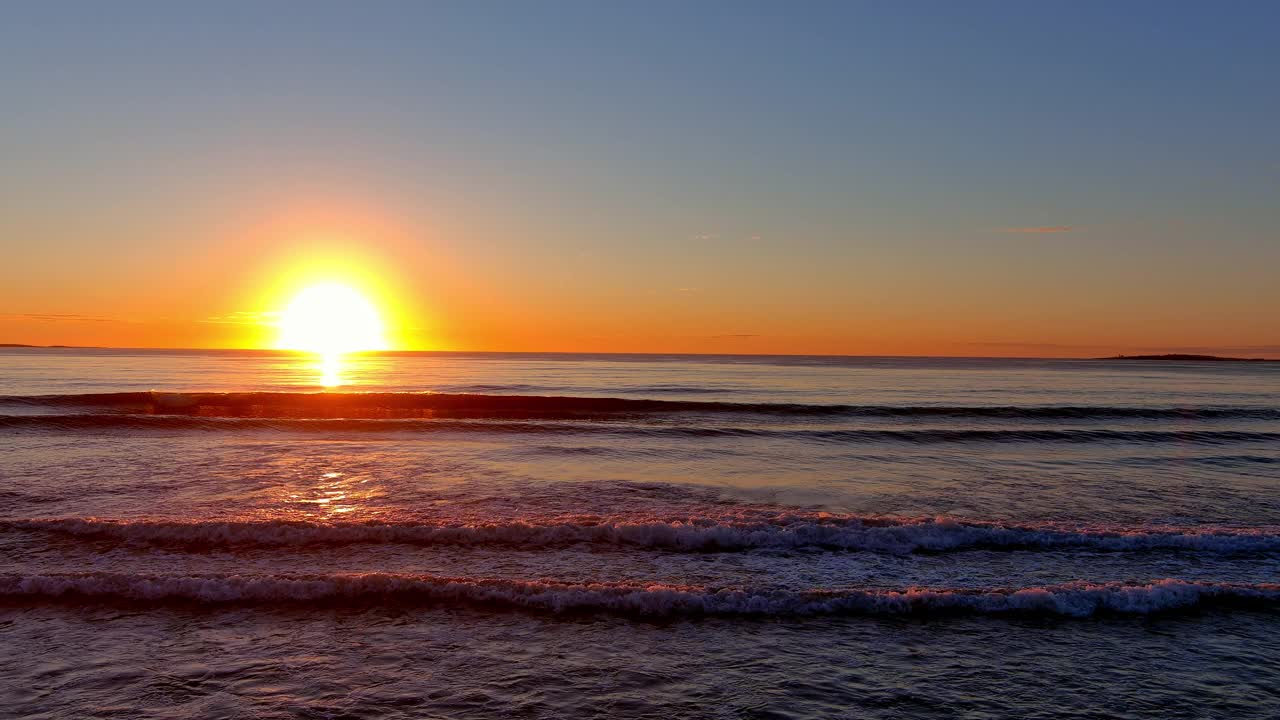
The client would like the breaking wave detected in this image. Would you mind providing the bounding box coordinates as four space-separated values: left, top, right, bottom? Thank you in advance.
3 413 1277 445
8 516 1279 555
1 572 1275 617
1 391 1274 420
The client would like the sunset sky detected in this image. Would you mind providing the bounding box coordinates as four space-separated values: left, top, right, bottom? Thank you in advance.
2 2 1277 356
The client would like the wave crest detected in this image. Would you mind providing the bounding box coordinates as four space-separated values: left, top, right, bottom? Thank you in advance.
9 516 1279 555
1 391 1274 420
4 414 1277 445
2 573 1275 617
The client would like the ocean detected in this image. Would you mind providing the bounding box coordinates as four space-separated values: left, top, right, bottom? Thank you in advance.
1 348 1278 719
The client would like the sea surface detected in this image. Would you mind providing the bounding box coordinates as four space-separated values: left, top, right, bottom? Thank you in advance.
2 348 1278 719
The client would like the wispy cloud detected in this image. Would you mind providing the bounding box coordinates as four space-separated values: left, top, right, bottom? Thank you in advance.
965 341 1094 349
966 342 1279 358
202 310 278 325
0 313 115 323
996 226 1075 234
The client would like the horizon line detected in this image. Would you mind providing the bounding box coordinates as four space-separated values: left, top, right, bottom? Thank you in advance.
2 344 1275 362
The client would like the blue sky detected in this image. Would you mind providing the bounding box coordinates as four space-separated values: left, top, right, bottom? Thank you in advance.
2 1 1277 353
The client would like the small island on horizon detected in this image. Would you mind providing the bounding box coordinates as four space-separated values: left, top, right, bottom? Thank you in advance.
0 343 101 349
1100 353 1277 362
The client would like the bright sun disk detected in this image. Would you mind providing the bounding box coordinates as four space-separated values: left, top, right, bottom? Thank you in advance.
277 283 389 355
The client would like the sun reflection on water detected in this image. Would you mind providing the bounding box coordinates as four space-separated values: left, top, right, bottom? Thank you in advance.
280 470 381 519
318 352 343 387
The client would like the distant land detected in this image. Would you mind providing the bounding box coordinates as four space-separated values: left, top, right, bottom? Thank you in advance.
1101 354 1277 362
0 343 101 349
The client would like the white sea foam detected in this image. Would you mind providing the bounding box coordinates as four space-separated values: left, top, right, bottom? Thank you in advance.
1 572 1275 617
7 516 1280 554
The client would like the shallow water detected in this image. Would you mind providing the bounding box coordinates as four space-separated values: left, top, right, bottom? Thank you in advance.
1 348 1278 718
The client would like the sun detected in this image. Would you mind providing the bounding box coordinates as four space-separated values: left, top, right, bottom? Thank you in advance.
277 283 389 355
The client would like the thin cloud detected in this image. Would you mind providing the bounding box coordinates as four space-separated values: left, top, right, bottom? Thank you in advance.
202 311 278 325
0 313 114 323
967 342 1279 358
965 341 1094 349
997 226 1075 234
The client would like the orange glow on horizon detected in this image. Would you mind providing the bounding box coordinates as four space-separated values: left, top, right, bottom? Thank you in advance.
2 200 1275 358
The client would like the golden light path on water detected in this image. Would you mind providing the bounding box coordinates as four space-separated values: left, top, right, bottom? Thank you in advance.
318 352 344 387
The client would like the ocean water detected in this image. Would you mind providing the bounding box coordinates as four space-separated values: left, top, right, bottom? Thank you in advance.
1 348 1278 719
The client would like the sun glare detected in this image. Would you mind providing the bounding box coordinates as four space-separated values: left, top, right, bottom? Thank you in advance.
277 283 388 386
278 283 389 354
